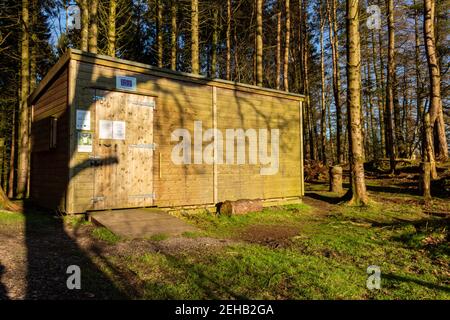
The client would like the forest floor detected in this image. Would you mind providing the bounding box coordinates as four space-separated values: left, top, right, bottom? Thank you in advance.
0 164 449 300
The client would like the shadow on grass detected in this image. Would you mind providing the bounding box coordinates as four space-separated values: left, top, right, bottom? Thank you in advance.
384 273 450 294
22 201 128 299
331 209 449 261
305 192 344 205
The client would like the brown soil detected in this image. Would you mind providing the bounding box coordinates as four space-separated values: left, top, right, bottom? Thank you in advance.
236 224 300 248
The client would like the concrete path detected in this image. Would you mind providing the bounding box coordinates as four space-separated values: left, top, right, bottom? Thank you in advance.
89 208 197 238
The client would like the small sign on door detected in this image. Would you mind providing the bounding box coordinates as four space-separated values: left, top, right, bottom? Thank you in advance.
99 120 126 140
99 120 113 139
113 121 126 140
76 110 90 130
77 132 93 152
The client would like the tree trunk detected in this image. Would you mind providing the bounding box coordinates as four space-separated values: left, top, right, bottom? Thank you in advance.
88 0 98 54
297 0 304 93
211 5 218 77
327 95 335 163
30 0 37 92
300 0 314 160
107 0 116 57
420 162 431 202
346 0 369 205
276 10 281 90
78 0 89 51
156 0 163 68
423 0 448 161
414 0 424 157
191 0 199 74
320 2 326 164
371 31 385 157
329 166 343 193
8 110 15 199
170 1 177 70
256 0 263 86
385 0 396 174
327 0 342 164
424 113 438 179
283 0 290 91
17 0 30 199
220 199 263 216
226 0 231 80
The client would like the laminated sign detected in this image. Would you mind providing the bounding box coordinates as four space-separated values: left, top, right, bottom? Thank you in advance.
76 110 90 130
77 132 92 152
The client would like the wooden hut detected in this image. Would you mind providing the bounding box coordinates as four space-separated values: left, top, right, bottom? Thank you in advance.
29 49 305 214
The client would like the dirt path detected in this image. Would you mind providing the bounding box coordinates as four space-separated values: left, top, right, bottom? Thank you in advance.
0 216 234 300
0 228 27 299
302 193 338 215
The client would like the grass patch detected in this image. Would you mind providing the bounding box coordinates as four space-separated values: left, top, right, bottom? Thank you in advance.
148 233 169 241
0 210 25 225
92 227 121 244
1 183 447 299
64 214 91 228
116 199 449 299
182 231 202 238
181 203 311 238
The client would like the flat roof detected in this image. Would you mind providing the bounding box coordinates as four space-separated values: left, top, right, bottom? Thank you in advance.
30 49 305 104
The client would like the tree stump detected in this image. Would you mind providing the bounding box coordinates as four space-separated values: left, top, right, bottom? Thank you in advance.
420 162 431 202
219 199 263 216
329 165 343 193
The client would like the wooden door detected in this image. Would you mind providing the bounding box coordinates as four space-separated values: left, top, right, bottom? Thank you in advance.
93 90 155 210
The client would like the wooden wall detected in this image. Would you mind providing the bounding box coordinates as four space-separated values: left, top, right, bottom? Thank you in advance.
30 66 69 211
64 55 303 213
216 88 302 202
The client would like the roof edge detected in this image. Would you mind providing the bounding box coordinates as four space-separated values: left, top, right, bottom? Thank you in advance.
30 48 306 104
28 50 71 104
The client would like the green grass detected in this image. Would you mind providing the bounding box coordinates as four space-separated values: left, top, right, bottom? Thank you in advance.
181 231 203 238
118 200 449 299
92 227 121 244
0 190 448 299
148 233 169 241
64 214 91 228
0 210 25 224
181 203 311 238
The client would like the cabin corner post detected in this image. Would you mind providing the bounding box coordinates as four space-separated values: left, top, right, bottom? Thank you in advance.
299 100 304 196
66 59 77 214
212 85 218 204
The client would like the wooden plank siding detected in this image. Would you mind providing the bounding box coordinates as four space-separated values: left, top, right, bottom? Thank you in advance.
30 49 304 214
30 67 69 211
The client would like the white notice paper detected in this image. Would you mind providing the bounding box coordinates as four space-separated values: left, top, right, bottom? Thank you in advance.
76 110 90 130
113 121 126 140
99 120 113 139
